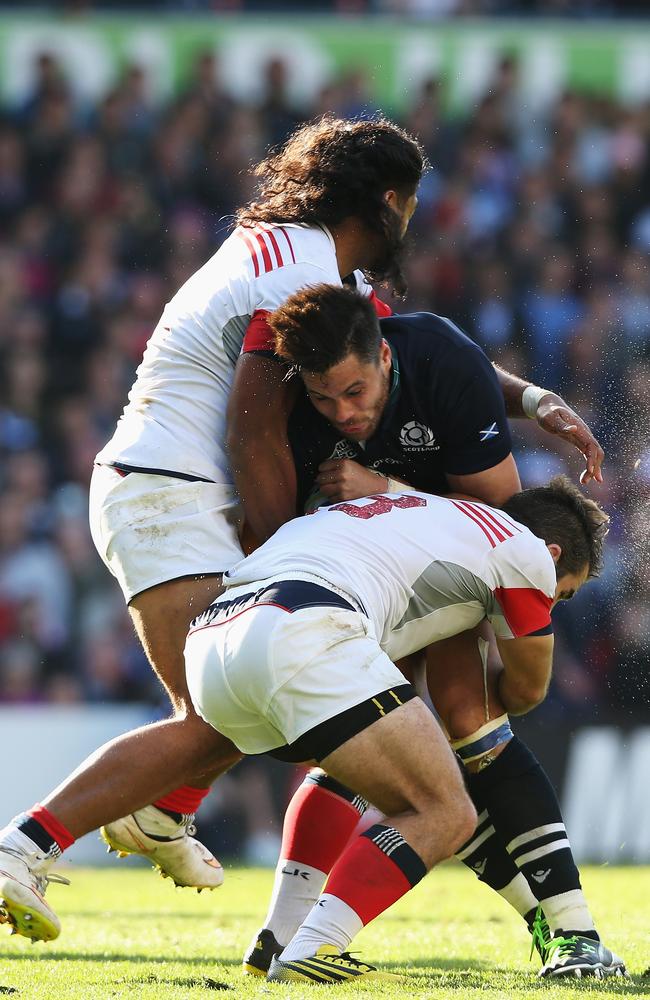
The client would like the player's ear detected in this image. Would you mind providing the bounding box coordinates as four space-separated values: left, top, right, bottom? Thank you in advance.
383 189 398 210
547 543 562 564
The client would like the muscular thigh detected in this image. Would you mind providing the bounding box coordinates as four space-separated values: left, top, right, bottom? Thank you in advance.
424 624 506 740
321 697 465 818
129 574 225 712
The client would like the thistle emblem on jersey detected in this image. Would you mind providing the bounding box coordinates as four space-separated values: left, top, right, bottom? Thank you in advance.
399 421 438 451
480 422 499 442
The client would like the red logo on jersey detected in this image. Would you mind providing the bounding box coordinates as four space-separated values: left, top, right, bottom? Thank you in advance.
330 494 427 520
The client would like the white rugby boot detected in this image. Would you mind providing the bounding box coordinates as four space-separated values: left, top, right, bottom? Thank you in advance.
101 805 224 890
0 846 69 942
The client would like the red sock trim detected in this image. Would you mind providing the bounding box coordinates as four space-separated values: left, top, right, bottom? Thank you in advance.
28 804 75 851
281 783 361 873
325 835 412 926
153 785 210 814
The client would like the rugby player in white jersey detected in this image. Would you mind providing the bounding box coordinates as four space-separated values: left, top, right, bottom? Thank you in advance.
0 117 604 937
181 476 616 983
0 117 424 900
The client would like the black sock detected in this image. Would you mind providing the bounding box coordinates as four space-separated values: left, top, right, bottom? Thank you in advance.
14 813 59 857
466 737 593 927
456 804 522 893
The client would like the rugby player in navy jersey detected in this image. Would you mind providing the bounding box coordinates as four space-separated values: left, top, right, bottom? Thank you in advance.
239 284 624 981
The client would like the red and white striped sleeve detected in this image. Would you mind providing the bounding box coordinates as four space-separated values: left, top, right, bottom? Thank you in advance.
237 224 335 355
483 518 557 639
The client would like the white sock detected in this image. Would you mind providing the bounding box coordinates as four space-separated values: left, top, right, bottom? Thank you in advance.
0 825 51 867
541 889 595 935
264 858 328 946
133 804 186 837
497 872 539 917
279 893 363 961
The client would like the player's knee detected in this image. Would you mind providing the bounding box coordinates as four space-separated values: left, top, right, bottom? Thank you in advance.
417 764 477 852
443 699 492 742
451 794 479 851
422 783 476 855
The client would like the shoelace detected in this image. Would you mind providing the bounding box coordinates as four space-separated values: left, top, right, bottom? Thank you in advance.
529 905 552 961
545 935 579 961
0 847 71 894
327 952 373 971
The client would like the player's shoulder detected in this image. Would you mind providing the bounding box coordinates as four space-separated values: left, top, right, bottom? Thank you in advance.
381 312 490 389
488 513 557 595
381 311 483 356
240 221 336 270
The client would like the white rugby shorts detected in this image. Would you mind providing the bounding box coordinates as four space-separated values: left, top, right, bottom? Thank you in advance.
184 581 406 757
89 463 244 602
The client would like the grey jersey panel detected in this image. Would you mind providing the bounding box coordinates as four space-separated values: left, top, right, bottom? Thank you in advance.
222 314 251 367
395 560 492 628
386 560 508 658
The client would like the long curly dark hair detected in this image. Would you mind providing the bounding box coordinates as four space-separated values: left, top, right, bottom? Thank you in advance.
237 116 425 295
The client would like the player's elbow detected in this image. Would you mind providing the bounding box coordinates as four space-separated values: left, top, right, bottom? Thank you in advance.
498 673 549 716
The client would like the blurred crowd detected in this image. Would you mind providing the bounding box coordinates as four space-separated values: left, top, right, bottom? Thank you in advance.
3 2 648 17
0 45 649 726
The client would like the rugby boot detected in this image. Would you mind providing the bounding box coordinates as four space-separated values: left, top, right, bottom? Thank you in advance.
242 927 283 976
539 932 627 979
101 805 223 890
0 846 69 942
267 944 401 984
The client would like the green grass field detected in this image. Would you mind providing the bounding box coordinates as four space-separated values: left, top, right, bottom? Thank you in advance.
0 862 648 999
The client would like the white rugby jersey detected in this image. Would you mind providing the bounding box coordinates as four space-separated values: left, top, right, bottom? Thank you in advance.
96 224 374 484
223 491 557 659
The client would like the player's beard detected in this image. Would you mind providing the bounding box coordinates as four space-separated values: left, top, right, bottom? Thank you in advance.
364 213 411 298
343 366 391 442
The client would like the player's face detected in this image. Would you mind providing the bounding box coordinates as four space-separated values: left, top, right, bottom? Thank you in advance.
551 561 590 608
302 340 392 442
384 187 418 238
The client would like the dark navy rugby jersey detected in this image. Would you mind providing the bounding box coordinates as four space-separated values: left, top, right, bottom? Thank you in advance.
288 312 512 514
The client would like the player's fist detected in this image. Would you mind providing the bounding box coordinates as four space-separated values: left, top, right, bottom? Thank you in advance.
316 458 388 502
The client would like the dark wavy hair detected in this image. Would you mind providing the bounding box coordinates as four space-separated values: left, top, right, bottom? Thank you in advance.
270 284 381 374
237 116 425 295
502 476 609 579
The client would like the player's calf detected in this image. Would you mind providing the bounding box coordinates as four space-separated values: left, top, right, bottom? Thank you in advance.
272 699 476 976
242 771 369 975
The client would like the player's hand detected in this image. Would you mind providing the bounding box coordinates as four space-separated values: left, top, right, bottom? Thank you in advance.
535 393 604 485
316 459 387 501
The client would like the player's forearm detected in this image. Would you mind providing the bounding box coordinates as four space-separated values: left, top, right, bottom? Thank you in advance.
493 364 554 419
227 352 300 541
229 438 297 543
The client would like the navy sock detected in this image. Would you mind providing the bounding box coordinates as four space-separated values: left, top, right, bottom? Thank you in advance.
466 737 590 919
